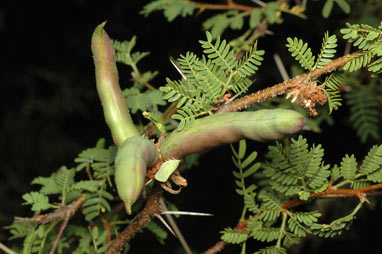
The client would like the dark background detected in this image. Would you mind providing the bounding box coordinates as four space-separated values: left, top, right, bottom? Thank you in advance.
1 0 381 253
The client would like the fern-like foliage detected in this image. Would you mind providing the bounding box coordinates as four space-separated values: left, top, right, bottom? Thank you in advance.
141 0 195 22
89 226 112 253
315 31 338 69
254 246 287 254
220 227 248 244
359 145 382 183
321 73 343 114
321 0 351 18
225 135 382 253
22 192 53 213
75 138 117 183
160 31 264 130
345 85 380 143
28 165 101 209
142 1 284 39
286 31 338 71
286 37 315 71
200 32 237 72
231 139 261 196
340 23 382 74
112 37 166 114
123 88 166 114
343 51 372 72
8 136 171 253
82 186 113 221
263 136 330 199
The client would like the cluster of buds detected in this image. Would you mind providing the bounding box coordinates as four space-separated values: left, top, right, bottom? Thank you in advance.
286 81 327 116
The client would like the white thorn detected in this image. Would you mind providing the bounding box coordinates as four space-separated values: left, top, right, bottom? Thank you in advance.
145 179 153 186
161 211 214 216
154 214 177 238
170 57 187 81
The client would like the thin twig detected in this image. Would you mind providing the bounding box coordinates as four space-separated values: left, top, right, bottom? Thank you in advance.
282 183 382 209
193 1 255 12
216 52 359 114
49 214 70 254
273 53 290 81
0 242 17 254
205 182 382 253
15 194 86 224
203 240 227 254
159 198 193 254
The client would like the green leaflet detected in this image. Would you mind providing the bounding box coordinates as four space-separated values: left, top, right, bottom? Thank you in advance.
91 22 140 146
160 109 305 160
115 136 159 214
155 159 181 182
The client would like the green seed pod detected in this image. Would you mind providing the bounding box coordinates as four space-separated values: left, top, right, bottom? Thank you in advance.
160 109 305 160
91 21 139 146
115 136 159 214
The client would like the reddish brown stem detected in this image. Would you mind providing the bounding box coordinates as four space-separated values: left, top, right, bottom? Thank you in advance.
216 52 359 114
208 183 382 253
282 183 382 209
106 185 163 254
193 1 254 12
101 213 112 242
49 216 70 254
203 240 227 254
15 194 86 224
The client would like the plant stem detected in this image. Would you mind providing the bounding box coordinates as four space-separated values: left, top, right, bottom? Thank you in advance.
106 184 163 254
276 212 287 248
282 183 382 209
216 52 359 114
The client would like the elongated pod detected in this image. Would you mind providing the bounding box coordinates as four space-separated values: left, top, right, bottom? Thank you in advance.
115 136 159 214
91 22 139 146
160 109 305 160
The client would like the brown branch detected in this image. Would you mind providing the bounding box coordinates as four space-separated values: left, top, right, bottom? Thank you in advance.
101 213 112 242
192 1 255 12
205 183 382 253
15 194 86 224
49 215 70 254
203 219 246 254
203 240 227 254
14 194 86 254
106 184 163 254
216 52 360 114
282 183 382 209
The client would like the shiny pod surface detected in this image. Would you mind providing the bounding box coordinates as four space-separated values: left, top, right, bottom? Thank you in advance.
91 22 139 146
115 136 158 214
160 109 305 160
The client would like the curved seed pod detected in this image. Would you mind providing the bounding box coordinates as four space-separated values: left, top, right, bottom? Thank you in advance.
160 109 305 160
115 136 159 214
91 21 139 146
